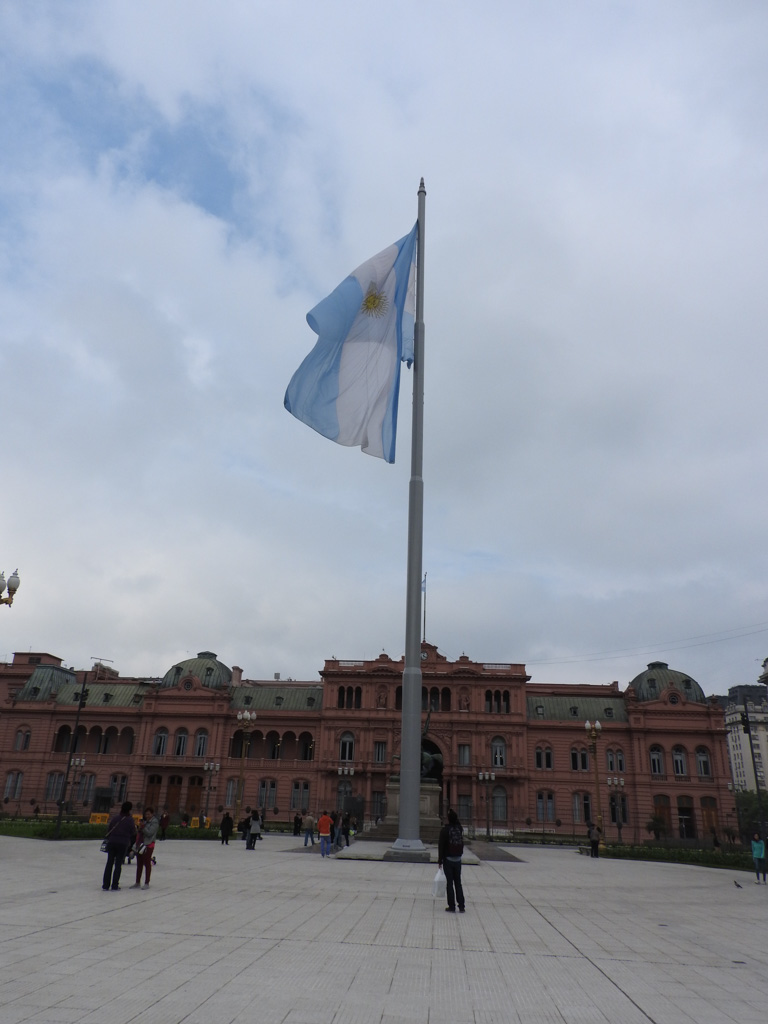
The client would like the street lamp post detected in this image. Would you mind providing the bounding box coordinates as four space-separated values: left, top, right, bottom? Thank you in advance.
203 762 220 827
70 757 86 807
607 776 625 843
585 720 605 848
233 710 255 824
478 771 495 840
0 570 20 607
53 676 89 839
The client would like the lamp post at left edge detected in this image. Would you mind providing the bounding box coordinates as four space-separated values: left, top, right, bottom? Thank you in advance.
0 570 21 607
233 710 255 826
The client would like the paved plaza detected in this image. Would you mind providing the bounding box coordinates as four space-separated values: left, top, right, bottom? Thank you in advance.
0 833 766 1024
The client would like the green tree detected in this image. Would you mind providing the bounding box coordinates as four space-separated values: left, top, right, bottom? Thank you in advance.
735 790 767 839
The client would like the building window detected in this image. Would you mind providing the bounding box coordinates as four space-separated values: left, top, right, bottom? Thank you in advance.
372 791 386 820
174 730 188 756
535 746 553 770
258 779 276 809
457 794 472 822
4 771 23 800
291 781 309 810
153 729 168 756
76 773 95 804
571 748 588 771
569 706 579 718
339 732 354 762
616 749 625 772
374 741 387 763
46 772 65 802
609 793 628 825
606 749 615 772
535 705 544 717
536 791 555 822
650 746 664 776
14 729 31 751
195 731 208 758
491 737 506 768
672 746 687 777
110 775 128 804
696 747 711 777
225 779 237 806
458 744 471 766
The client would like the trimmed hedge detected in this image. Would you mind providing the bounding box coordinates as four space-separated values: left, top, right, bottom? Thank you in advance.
600 843 753 871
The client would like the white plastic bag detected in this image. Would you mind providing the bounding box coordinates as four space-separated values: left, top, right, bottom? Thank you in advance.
432 867 446 898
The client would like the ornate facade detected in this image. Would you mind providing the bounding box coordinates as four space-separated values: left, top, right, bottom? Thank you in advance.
0 644 733 842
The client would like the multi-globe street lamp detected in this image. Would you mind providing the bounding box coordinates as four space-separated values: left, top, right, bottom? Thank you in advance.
0 570 20 607
478 770 496 840
606 775 625 843
203 761 220 826
585 719 605 848
233 710 255 824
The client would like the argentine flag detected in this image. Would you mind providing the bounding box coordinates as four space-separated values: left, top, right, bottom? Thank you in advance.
284 224 418 463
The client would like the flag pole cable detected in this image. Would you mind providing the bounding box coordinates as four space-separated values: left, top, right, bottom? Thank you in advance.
390 177 428 857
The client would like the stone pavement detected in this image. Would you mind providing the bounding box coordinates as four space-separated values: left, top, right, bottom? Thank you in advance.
0 833 766 1024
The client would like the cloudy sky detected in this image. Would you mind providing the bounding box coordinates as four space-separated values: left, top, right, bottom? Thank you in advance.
2 2 768 695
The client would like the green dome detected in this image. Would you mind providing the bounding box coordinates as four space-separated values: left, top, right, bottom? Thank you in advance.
630 661 706 704
160 651 232 690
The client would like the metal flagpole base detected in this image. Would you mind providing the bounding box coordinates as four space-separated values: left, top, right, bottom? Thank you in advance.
384 837 430 863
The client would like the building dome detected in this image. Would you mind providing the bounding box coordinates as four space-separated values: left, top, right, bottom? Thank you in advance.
630 661 706 704
160 651 232 690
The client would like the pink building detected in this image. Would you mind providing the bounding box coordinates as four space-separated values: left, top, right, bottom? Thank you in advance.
0 645 733 842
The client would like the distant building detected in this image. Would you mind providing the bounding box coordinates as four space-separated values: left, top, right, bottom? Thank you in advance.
715 669 768 794
0 646 733 842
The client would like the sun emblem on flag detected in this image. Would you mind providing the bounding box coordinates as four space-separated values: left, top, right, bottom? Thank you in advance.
360 283 389 318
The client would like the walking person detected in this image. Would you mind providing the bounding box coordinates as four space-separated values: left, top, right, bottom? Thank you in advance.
302 811 315 847
220 812 234 846
293 812 302 836
752 832 766 884
342 811 351 848
131 807 159 889
102 801 137 891
318 810 333 857
158 810 169 840
438 809 465 913
588 822 601 858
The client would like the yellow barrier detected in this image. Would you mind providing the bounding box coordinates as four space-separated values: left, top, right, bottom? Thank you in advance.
89 813 109 824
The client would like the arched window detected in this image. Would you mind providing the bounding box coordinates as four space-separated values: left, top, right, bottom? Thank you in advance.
153 728 168 756
421 687 428 712
572 792 591 824
616 749 625 772
337 686 345 709
339 732 354 762
429 687 440 712
354 686 362 709
672 746 687 777
76 773 95 804
441 687 451 712
485 690 493 713
101 727 118 755
494 690 502 714
54 725 71 753
649 746 664 776
346 686 354 709
395 686 402 710
606 749 615 772
195 730 208 758
502 690 510 714
174 729 188 756
653 794 671 834
14 729 31 752
701 796 718 832
491 737 506 767
696 747 711 777
258 779 276 808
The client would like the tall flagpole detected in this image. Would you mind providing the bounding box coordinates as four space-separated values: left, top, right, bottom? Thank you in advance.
390 177 428 858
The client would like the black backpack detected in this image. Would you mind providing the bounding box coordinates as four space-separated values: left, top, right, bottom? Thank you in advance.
446 823 464 857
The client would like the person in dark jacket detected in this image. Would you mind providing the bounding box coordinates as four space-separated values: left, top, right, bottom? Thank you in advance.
220 812 234 845
102 801 137 891
438 809 465 913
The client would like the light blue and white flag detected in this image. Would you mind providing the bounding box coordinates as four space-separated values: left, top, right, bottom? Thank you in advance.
284 224 418 463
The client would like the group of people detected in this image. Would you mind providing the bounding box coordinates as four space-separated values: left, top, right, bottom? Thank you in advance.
299 810 356 855
101 802 159 891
